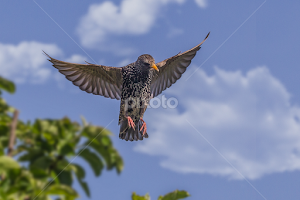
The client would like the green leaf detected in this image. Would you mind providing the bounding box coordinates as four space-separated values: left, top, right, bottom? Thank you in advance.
78 148 103 176
56 170 73 186
55 158 70 170
86 140 124 174
72 164 90 197
0 76 15 94
51 170 60 184
0 156 20 171
59 143 75 155
5 168 22 181
158 190 190 200
116 153 124 173
81 126 112 140
45 184 78 199
30 166 49 179
132 192 150 200
79 179 90 197
31 155 53 169
80 116 88 127
72 164 85 179
36 119 50 133
101 136 111 146
18 149 44 163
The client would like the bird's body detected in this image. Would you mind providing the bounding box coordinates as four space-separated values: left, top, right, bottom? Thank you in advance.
119 56 155 140
119 58 153 123
45 32 209 141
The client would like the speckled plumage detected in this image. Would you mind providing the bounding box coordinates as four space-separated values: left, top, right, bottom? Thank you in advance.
45 32 210 142
119 55 155 141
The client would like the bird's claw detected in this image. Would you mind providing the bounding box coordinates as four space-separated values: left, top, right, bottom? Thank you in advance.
127 116 135 130
139 118 147 136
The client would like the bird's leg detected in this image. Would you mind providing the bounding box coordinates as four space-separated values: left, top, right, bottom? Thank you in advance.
139 118 147 136
127 116 135 130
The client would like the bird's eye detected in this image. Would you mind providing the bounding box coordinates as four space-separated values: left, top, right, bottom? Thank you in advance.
144 63 150 66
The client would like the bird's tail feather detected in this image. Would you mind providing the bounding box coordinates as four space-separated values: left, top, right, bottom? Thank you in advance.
119 119 148 141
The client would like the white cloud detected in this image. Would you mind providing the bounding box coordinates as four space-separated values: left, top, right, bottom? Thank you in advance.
65 54 87 64
0 41 91 87
0 41 62 84
135 66 300 180
117 58 132 67
77 0 186 50
194 0 208 8
166 27 184 38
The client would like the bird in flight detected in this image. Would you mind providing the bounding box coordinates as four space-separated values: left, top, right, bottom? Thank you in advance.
45 32 209 141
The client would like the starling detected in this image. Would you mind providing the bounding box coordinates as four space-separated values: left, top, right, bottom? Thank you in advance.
45 32 209 141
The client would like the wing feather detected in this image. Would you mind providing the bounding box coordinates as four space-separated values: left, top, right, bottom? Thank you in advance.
45 52 123 100
150 32 209 97
96 77 102 95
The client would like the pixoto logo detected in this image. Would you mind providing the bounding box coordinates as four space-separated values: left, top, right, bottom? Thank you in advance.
124 95 178 110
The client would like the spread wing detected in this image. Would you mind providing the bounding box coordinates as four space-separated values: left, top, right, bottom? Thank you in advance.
45 52 123 100
150 32 210 97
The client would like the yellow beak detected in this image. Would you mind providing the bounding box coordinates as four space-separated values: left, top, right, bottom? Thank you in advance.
152 64 159 71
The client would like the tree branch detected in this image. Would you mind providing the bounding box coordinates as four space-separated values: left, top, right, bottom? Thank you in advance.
8 109 19 157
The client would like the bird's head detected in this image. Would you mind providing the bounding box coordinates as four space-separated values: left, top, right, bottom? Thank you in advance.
136 54 159 72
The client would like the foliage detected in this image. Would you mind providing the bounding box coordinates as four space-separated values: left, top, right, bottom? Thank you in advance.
0 76 190 200
0 76 123 200
0 76 15 94
0 155 77 200
132 192 151 200
132 190 190 200
0 77 16 157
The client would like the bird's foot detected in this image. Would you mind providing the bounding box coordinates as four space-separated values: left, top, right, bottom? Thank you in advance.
139 118 147 136
127 116 135 130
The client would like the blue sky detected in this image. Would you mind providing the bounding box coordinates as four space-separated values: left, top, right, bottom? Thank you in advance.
1 0 300 199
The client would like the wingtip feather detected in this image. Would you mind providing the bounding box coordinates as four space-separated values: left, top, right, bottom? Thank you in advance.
42 50 52 61
205 32 210 40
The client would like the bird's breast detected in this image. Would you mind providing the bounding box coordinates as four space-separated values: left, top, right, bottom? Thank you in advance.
121 70 152 100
